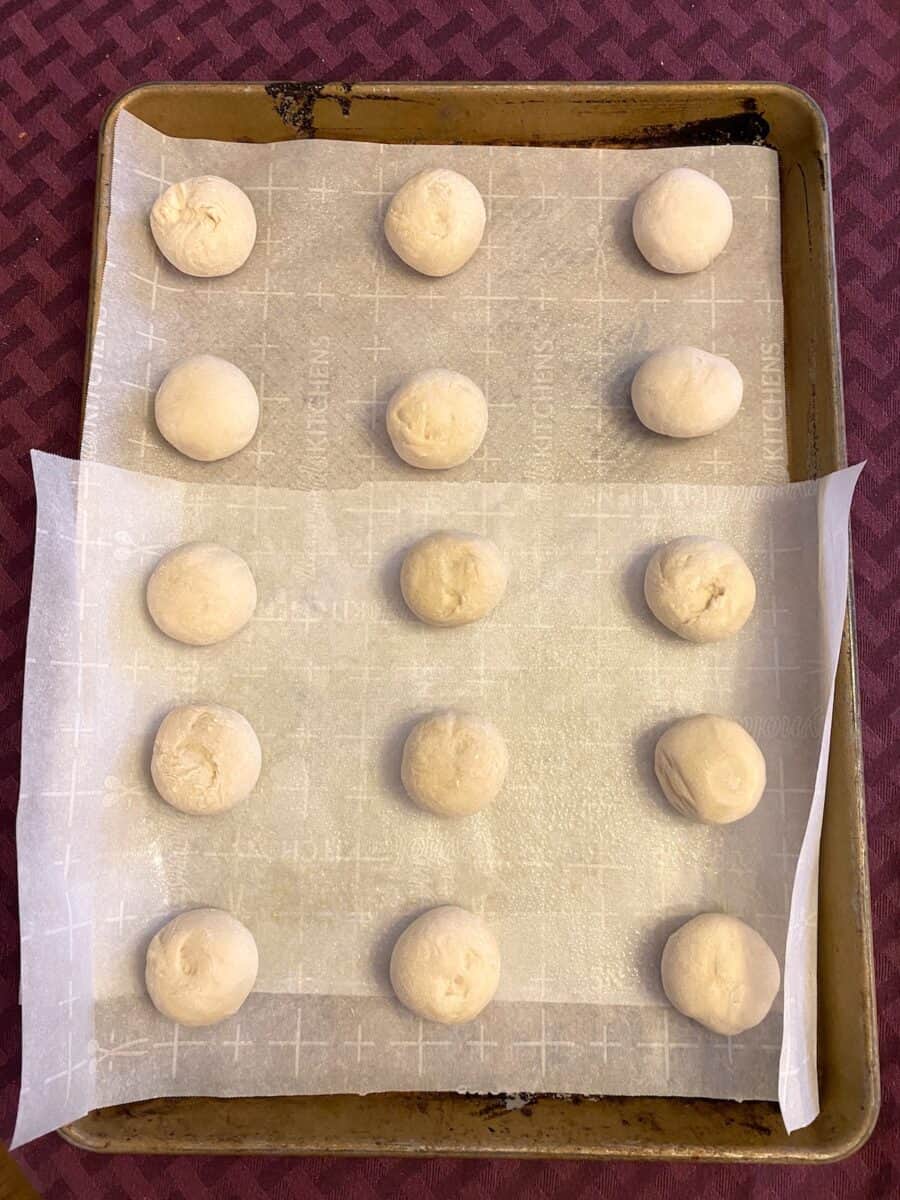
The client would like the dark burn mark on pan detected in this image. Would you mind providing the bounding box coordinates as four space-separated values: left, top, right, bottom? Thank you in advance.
605 111 770 148
266 82 353 134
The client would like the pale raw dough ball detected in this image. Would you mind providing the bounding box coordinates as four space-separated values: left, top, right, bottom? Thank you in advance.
384 168 486 277
151 704 262 815
150 175 257 277
402 710 508 817
145 908 259 1027
661 913 780 1035
654 714 766 824
147 542 257 646
644 536 756 643
386 369 487 470
155 355 259 462
390 905 501 1024
631 346 743 438
633 167 733 274
400 530 508 627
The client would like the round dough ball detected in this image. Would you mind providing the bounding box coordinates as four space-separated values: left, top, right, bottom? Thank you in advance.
661 913 780 1035
654 715 766 824
147 542 257 646
631 346 743 439
145 908 259 1027
150 175 257 277
633 167 733 274
644 536 756 643
400 530 508 627
151 704 262 815
390 905 501 1024
386 369 487 470
402 710 508 817
384 168 486 277
155 355 259 462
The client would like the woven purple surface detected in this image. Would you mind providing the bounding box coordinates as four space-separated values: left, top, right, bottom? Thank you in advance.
1 1 897 1196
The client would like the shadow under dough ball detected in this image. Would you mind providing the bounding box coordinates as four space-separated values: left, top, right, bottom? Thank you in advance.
400 530 508 627
146 541 257 646
643 535 756 643
632 167 733 274
150 175 257 277
384 168 486 277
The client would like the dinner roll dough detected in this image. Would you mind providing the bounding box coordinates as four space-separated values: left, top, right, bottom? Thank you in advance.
386 369 487 469
633 167 733 274
390 905 501 1024
631 346 743 438
384 168 486 277
151 704 262 815
402 710 508 817
150 175 257 277
644 536 756 643
155 355 259 462
661 913 780 1035
654 715 766 824
400 531 508 627
147 542 257 646
145 908 259 1027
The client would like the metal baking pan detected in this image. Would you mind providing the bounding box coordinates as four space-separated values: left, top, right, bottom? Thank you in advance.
61 81 877 1162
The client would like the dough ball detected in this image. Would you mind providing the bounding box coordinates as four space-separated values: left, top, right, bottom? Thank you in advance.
661 913 780 1035
155 355 259 462
631 346 743 439
390 905 501 1024
386 369 487 470
147 542 257 646
150 175 257 277
633 167 733 274
151 704 262 815
145 908 258 1027
384 168 486 277
644 536 755 643
402 710 508 817
654 715 766 824
400 530 508 627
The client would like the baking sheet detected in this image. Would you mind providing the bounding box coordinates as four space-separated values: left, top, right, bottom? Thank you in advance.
13 451 861 1146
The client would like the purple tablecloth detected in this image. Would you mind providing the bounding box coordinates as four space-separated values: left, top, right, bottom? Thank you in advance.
2 1 897 1195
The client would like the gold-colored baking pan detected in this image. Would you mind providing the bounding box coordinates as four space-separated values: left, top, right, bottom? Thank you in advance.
62 81 878 1162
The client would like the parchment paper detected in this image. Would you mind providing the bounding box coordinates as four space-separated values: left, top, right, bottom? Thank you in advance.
14 113 847 1146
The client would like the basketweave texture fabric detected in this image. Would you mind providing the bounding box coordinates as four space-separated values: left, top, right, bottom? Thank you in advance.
1 1 897 1196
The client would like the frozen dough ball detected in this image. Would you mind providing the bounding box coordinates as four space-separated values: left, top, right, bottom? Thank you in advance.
386 369 488 470
631 346 743 439
150 175 257 277
384 168 486 277
400 530 508 627
147 542 257 646
151 704 262 815
402 710 508 817
632 167 733 274
145 908 258 1027
390 905 501 1024
661 913 780 1035
155 355 259 462
654 714 766 824
644 536 756 643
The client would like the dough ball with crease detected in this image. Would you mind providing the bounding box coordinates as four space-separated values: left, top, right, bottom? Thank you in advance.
150 175 257 277
633 167 733 274
151 704 262 815
390 905 501 1024
402 710 508 817
631 346 743 439
147 542 257 646
155 354 259 462
644 536 755 643
654 714 766 824
145 908 258 1026
400 531 508 627
384 168 486 277
386 369 487 469
661 913 780 1035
